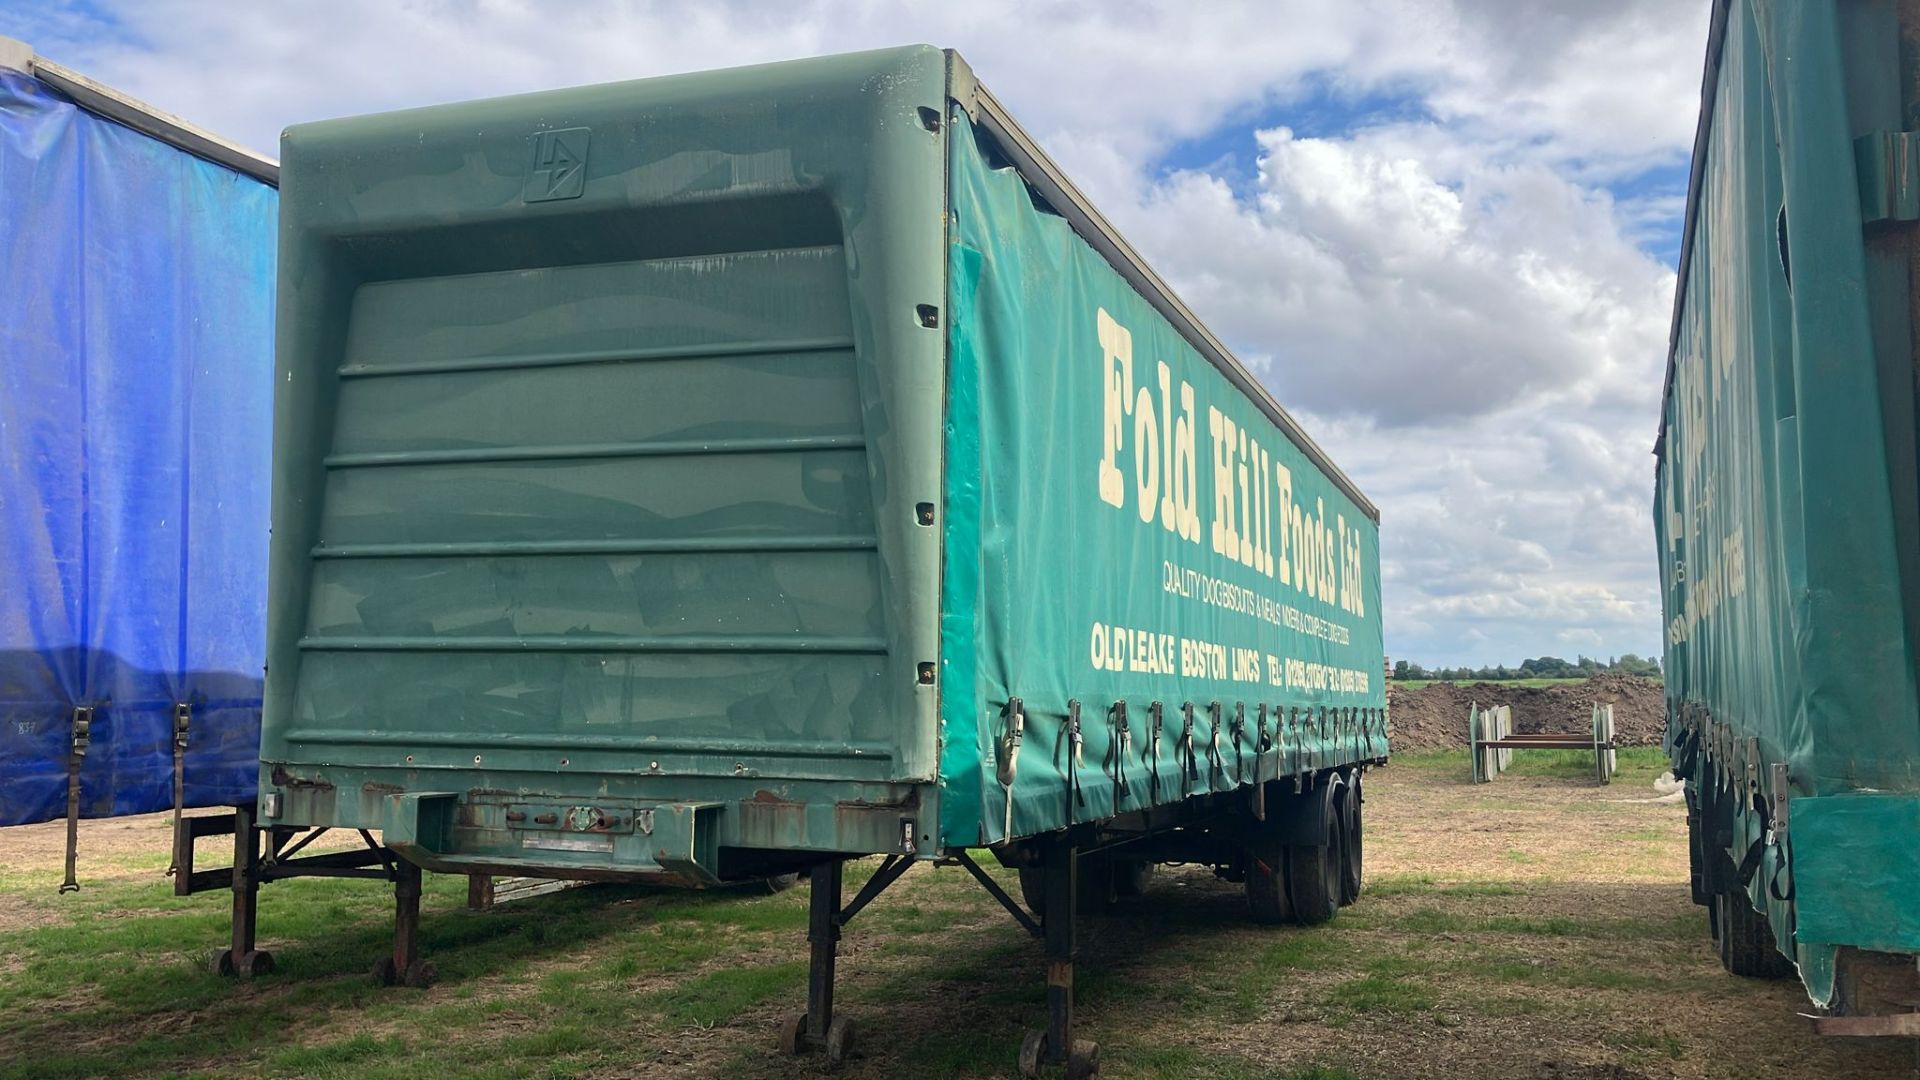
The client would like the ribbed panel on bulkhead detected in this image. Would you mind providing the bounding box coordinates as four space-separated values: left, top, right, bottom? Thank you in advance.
291 245 892 759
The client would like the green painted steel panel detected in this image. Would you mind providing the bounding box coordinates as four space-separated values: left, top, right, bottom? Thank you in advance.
1658 0 1920 1004
1792 794 1920 953
263 47 1383 882
266 47 949 876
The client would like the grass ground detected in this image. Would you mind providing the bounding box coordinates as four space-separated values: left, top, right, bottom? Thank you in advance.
2 750 1913 1079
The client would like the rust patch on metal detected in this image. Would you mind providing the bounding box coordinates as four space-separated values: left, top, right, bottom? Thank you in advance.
834 787 921 812
736 794 807 850
271 768 334 792
361 781 405 797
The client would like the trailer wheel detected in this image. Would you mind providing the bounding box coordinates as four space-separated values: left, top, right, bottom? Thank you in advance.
1019 861 1109 918
1714 890 1791 979
1337 783 1363 906
1245 837 1293 924
1113 858 1153 899
1287 821 1343 925
1018 868 1046 918
761 872 801 895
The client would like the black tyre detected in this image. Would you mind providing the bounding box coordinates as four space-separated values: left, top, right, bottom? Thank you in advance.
1018 860 1109 918
1018 867 1046 918
761 872 801 895
1714 889 1791 978
1684 791 1712 906
1337 783 1363 906
1113 857 1154 898
1287 825 1342 925
1245 837 1293 924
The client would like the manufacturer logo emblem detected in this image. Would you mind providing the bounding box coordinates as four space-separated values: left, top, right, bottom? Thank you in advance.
525 127 589 202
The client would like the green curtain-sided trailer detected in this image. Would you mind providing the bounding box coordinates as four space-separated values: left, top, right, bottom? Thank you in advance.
253 47 1385 1073
1658 0 1920 1030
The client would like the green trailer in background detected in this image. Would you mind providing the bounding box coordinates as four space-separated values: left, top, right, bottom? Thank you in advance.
1658 0 1920 1029
255 46 1385 1074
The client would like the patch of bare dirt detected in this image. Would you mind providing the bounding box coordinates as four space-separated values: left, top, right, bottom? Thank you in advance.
0 809 208 871
1388 674 1667 750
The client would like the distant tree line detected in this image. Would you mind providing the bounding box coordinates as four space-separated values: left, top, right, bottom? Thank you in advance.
1391 654 1661 682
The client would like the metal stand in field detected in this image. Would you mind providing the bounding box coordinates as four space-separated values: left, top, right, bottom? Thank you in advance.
171 803 422 983
1470 703 1616 783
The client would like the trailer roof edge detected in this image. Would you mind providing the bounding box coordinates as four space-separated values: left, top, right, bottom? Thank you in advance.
1654 0 1732 462
945 51 1378 523
0 35 279 186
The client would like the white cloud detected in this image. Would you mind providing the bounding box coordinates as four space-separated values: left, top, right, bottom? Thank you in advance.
2 0 1713 666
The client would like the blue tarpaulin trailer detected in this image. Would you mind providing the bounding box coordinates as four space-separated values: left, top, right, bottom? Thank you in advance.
0 37 277 879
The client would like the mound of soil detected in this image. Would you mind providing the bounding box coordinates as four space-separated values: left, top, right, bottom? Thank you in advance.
1387 673 1665 750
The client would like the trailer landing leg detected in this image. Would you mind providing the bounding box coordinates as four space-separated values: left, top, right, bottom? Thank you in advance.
780 854 915 1069
781 859 854 1066
1018 841 1100 1079
371 858 436 988
209 804 273 978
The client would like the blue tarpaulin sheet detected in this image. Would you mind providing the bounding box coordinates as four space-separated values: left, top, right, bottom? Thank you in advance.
0 68 276 827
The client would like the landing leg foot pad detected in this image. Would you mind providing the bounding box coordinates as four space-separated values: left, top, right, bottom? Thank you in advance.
1019 1030 1100 1078
778 1013 806 1056
778 1013 853 1068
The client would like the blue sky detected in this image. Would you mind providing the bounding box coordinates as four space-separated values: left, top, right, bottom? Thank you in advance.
1155 82 1441 191
1 0 1713 668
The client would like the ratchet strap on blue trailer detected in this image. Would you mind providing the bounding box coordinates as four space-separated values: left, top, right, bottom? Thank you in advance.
60 706 93 893
166 704 190 877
